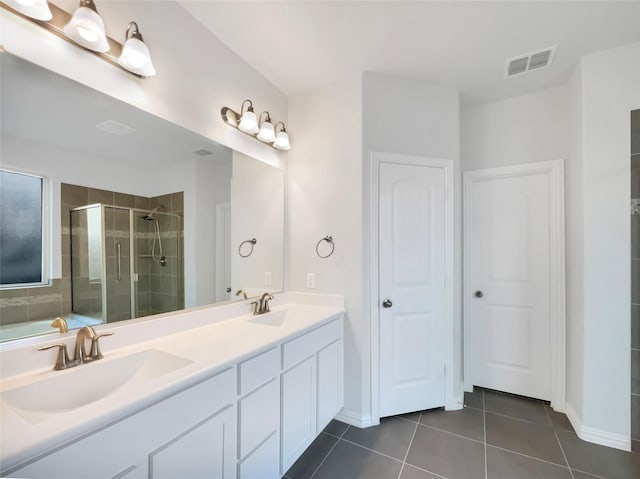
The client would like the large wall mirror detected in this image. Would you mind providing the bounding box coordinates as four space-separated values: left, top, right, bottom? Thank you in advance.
0 52 284 343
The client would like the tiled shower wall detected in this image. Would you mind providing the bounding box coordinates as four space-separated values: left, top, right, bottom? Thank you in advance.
134 192 184 318
632 109 640 452
0 184 183 327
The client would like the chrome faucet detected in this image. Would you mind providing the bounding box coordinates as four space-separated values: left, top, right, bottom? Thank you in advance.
251 292 274 315
236 289 248 300
38 326 114 370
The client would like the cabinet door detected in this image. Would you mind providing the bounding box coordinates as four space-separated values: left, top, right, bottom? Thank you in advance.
150 406 236 479
238 432 280 479
281 356 316 474
317 339 343 432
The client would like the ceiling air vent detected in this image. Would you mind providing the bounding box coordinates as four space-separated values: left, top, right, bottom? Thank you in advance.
192 148 214 156
505 46 556 78
95 120 136 136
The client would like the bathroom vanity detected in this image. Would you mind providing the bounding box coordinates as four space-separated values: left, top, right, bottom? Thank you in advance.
0 293 344 479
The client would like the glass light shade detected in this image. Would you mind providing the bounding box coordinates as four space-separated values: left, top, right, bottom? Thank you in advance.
118 37 156 77
238 110 259 135
63 6 109 52
3 0 52 21
257 121 276 143
273 131 291 151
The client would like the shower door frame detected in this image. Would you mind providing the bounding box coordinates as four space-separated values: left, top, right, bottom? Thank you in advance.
70 204 182 322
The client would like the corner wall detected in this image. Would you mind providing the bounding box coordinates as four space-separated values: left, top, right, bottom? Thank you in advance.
580 42 640 445
287 75 366 422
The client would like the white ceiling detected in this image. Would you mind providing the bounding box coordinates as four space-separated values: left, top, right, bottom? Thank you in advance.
178 1 640 105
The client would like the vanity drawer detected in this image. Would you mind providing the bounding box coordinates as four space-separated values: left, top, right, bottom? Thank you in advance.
238 378 279 459
282 318 342 369
238 347 279 395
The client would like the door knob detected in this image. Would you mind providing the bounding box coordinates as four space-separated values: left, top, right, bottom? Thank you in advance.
382 299 393 308
226 287 231 293
474 291 483 298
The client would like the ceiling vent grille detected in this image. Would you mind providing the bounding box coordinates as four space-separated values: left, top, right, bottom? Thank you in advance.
505 46 556 78
192 148 214 156
95 120 136 136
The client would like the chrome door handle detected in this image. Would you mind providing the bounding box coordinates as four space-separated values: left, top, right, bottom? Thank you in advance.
382 299 393 308
474 291 483 298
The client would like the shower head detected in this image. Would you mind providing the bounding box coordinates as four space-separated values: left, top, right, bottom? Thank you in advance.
142 204 165 221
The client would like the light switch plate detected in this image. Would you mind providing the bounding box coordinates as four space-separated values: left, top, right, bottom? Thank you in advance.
264 271 272 286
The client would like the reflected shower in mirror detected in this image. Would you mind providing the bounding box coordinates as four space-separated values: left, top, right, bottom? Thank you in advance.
0 52 284 342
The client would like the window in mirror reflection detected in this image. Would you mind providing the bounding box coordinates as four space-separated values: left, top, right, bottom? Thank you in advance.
0 169 46 287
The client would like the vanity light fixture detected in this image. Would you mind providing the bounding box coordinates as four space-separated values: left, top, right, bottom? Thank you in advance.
2 0 52 21
273 122 291 151
0 1 156 78
63 0 109 53
257 111 276 143
221 100 291 151
237 100 260 135
118 21 156 77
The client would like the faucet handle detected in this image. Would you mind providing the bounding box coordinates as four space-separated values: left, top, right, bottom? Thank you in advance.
250 301 259 315
88 332 114 360
38 344 76 370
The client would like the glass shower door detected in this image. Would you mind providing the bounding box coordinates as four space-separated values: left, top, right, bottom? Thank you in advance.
104 206 132 323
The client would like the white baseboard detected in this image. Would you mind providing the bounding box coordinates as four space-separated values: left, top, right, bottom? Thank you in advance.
445 396 464 411
565 403 631 451
335 408 375 428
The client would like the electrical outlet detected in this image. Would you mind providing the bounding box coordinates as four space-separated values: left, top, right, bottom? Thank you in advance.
306 273 315 289
264 271 272 286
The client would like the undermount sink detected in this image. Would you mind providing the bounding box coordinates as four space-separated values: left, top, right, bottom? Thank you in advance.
248 309 288 327
1 349 192 422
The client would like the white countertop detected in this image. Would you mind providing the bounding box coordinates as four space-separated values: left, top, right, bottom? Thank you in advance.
0 294 344 473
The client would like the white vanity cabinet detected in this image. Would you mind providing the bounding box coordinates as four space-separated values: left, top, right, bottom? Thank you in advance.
12 369 237 479
6 312 344 479
237 347 281 479
281 318 344 474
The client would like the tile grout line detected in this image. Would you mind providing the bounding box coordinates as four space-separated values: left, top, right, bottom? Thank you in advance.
483 390 488 479
396 411 421 479
308 424 350 479
487 444 573 470
543 404 575 479
418 422 486 445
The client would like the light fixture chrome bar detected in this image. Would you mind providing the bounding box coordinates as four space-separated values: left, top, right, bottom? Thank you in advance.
0 2 144 78
221 101 291 151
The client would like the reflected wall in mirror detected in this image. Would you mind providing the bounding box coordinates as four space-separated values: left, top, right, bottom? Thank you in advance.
0 52 284 343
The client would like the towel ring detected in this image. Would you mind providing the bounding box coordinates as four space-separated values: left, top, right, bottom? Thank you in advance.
239 238 257 258
316 235 335 258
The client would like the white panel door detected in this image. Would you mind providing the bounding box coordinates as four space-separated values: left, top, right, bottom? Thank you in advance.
379 161 446 417
469 173 551 400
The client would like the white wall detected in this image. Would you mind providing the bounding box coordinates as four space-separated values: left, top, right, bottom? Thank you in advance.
580 42 640 440
231 152 284 295
288 75 365 422
0 2 287 168
363 73 462 407
192 151 232 307
462 86 571 170
566 64 585 422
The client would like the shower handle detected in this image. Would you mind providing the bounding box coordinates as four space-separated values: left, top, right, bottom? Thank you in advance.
116 242 122 282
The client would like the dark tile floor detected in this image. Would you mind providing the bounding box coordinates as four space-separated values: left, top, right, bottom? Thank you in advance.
285 388 640 479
